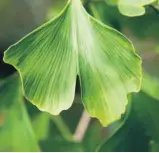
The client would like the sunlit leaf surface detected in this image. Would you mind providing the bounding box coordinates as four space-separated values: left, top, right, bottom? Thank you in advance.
3 0 142 126
0 74 40 151
118 0 157 16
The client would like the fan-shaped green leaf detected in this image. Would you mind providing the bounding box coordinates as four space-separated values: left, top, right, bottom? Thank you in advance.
118 0 157 17
0 74 40 151
4 2 77 116
3 0 142 126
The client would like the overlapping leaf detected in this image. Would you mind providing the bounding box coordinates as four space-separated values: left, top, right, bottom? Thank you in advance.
118 0 157 16
3 0 142 126
0 74 39 151
97 92 159 152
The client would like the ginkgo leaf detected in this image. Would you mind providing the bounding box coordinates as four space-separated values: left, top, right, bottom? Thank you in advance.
0 74 40 151
3 0 142 126
4 2 77 116
118 0 157 17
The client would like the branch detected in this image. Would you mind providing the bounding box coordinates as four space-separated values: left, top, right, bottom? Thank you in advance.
73 111 91 142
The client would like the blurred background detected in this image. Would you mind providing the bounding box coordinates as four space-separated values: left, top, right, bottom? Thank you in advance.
0 0 159 152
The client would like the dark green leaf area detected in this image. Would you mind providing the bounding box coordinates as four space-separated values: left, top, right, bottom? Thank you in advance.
98 92 159 152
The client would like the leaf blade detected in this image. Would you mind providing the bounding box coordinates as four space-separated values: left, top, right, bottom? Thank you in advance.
3 2 77 115
118 0 157 16
3 0 142 126
74 3 142 125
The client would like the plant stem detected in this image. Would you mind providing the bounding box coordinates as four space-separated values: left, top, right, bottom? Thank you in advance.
52 115 73 142
73 111 91 142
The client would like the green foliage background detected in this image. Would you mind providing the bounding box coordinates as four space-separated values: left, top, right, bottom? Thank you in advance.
0 0 159 151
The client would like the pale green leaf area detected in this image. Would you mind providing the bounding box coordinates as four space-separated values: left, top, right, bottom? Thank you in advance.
3 0 142 126
98 92 159 152
0 74 40 151
118 0 157 16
